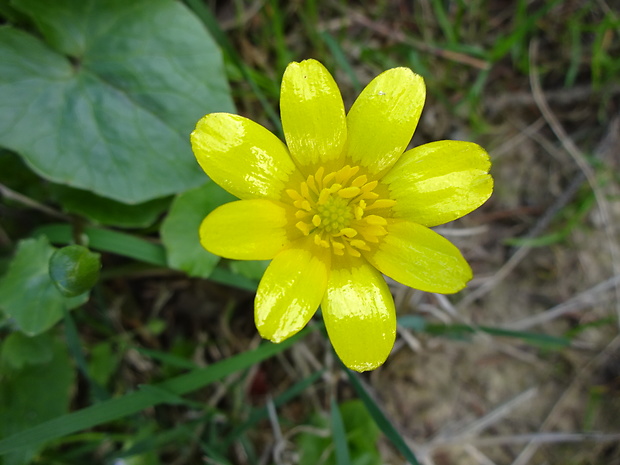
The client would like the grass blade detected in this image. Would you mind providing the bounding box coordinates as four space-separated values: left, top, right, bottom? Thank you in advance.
222 369 324 449
344 368 420 465
331 397 352 465
36 224 166 266
183 0 282 134
398 316 570 349
320 31 362 92
36 224 259 291
0 329 309 455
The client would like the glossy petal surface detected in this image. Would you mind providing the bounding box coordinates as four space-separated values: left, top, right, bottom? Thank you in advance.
255 244 329 342
322 258 396 372
346 68 425 176
281 59 347 171
200 199 292 260
384 141 493 227
366 220 472 293
191 113 299 200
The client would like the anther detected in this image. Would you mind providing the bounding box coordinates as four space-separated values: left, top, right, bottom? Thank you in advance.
296 221 312 235
366 199 397 210
337 186 361 199
365 215 387 225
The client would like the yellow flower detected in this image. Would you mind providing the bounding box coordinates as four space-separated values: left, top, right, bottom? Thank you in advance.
191 59 492 372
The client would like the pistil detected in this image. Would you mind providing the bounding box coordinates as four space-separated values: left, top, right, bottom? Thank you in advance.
286 165 396 257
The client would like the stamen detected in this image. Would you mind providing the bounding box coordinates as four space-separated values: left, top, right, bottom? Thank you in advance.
296 221 312 235
338 186 361 199
318 188 331 205
287 164 395 257
287 189 303 201
300 182 310 200
306 175 318 195
365 215 387 225
315 166 325 186
366 199 397 210
351 175 368 188
350 239 370 251
339 228 357 238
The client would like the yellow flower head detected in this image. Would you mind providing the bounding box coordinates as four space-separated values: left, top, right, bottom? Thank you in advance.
191 59 493 372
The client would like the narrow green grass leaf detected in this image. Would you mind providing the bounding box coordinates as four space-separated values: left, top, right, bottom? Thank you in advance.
113 418 207 461
320 31 362 92
135 347 199 370
489 0 562 62
36 224 166 266
183 0 282 135
63 308 109 402
0 330 309 455
429 0 457 44
331 397 352 465
222 369 324 449
267 0 293 72
36 224 259 291
344 368 420 465
398 316 570 349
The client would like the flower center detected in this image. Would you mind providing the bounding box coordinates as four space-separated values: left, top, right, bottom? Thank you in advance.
286 165 396 257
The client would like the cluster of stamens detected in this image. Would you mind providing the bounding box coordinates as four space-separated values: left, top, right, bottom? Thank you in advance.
286 165 396 257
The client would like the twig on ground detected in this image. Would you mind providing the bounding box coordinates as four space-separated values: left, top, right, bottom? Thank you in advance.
509 273 620 330
510 335 620 465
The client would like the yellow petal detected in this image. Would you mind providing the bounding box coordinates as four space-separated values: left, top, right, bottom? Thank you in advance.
255 244 329 342
281 59 347 171
384 141 493 227
365 220 472 294
321 257 396 372
191 113 300 200
200 199 292 260
346 68 425 176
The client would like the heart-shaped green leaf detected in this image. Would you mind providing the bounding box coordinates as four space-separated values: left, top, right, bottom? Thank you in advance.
160 182 235 278
0 237 88 336
0 0 234 203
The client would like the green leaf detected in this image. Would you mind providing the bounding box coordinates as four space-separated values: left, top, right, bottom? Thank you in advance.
344 369 420 465
37 224 167 267
331 398 352 465
0 329 310 455
0 332 74 465
398 316 571 349
223 370 324 450
88 342 120 387
0 0 234 203
296 399 381 465
54 185 171 228
0 237 88 336
0 332 53 370
37 223 259 291
229 260 270 281
49 245 101 297
160 182 235 278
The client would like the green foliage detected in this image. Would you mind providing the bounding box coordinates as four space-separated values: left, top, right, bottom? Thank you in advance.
0 331 308 455
53 186 171 228
296 400 381 465
161 182 235 278
0 332 52 370
0 1 613 463
0 332 74 465
49 245 101 297
0 237 88 335
0 0 233 204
